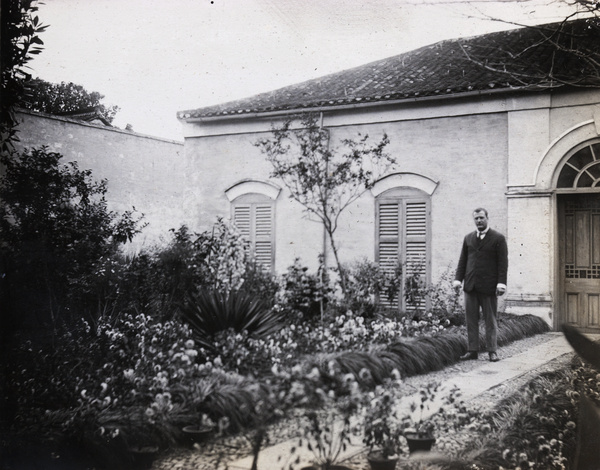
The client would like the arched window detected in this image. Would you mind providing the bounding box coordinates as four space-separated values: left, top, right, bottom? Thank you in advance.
225 180 280 272
372 173 436 311
556 141 600 188
375 187 430 311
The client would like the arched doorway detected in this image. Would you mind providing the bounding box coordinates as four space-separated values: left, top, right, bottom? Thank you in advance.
555 140 600 332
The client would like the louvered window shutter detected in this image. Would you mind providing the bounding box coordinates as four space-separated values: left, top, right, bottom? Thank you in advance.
405 201 428 311
377 202 401 308
232 202 274 272
376 197 429 311
233 205 252 256
254 204 273 271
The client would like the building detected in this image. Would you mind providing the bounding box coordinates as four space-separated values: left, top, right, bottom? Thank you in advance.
178 19 600 331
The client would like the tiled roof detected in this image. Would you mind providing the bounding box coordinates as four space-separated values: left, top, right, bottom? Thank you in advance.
56 106 112 126
178 18 599 120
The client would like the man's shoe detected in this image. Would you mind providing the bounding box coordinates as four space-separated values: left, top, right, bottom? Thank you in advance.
489 352 500 362
459 351 478 360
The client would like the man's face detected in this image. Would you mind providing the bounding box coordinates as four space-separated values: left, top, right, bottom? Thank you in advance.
473 211 489 231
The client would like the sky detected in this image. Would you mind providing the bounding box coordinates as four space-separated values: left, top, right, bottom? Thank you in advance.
28 0 578 141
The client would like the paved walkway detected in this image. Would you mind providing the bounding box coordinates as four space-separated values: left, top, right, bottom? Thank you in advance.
226 332 593 470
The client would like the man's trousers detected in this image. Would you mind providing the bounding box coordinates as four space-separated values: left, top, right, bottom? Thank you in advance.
464 290 498 353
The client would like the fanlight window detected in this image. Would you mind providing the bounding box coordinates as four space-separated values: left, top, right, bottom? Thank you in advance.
557 142 600 188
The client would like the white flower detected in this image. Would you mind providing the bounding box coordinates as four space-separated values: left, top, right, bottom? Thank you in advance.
306 367 320 380
100 383 108 393
184 349 198 358
185 339 195 349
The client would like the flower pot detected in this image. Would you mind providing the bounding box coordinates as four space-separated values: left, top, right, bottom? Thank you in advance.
182 425 213 447
367 452 398 470
300 466 355 470
129 446 159 470
404 432 435 454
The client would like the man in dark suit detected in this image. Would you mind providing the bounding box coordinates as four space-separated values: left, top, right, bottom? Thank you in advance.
453 208 508 362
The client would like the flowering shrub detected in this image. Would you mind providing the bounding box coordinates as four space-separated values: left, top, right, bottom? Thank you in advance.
202 308 452 378
398 311 449 337
6 312 272 462
71 219 278 323
425 267 465 326
272 358 365 469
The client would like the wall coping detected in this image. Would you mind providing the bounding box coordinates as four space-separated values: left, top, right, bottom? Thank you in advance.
16 108 183 145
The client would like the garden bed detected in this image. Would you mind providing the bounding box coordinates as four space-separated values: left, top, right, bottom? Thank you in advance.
152 331 559 470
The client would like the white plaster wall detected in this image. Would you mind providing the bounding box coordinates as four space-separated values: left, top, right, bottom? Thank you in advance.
184 110 509 280
14 110 185 250
505 195 553 322
508 109 550 187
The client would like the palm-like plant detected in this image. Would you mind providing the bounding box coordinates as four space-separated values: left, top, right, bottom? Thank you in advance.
178 289 284 350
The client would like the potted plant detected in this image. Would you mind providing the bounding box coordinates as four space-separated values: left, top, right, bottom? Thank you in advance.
182 413 216 447
296 409 358 470
277 366 362 470
361 386 403 470
400 382 440 454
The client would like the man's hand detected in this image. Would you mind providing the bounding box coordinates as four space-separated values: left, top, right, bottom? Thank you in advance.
453 280 462 293
496 286 506 296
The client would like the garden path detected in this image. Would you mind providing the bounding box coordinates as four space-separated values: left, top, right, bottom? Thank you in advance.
225 332 594 470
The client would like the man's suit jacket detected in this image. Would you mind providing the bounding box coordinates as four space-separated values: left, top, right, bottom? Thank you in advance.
455 228 508 296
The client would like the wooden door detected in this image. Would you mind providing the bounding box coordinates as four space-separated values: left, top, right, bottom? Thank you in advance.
559 193 600 331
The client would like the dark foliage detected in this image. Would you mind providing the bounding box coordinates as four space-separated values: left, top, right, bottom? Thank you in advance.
21 78 120 123
1 0 48 153
0 147 143 333
179 289 286 350
279 257 332 319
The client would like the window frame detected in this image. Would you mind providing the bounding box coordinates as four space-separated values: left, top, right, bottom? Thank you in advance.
231 193 276 272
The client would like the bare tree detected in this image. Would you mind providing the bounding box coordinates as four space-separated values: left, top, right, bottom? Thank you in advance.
458 1 599 88
255 113 394 295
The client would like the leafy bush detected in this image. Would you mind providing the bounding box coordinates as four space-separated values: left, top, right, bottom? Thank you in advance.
5 314 200 464
75 222 280 322
426 267 465 326
342 258 401 317
0 146 143 330
278 257 333 319
4 311 274 467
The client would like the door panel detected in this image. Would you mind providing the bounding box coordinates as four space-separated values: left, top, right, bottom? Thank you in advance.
559 194 600 331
